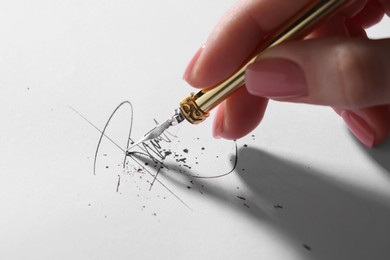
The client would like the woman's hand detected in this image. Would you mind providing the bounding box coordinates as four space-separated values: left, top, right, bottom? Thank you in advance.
183 0 390 147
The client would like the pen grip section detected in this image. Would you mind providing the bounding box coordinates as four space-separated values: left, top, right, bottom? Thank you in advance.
179 92 210 124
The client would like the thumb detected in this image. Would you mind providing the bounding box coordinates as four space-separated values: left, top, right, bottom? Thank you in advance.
245 38 390 109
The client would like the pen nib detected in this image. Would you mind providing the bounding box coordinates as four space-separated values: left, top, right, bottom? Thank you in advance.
126 109 184 153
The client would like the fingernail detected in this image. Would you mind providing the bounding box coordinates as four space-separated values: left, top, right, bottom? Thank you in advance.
212 105 224 139
213 121 223 139
245 58 308 98
340 110 375 148
183 45 205 82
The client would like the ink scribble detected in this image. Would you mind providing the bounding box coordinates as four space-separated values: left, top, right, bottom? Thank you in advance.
71 100 239 209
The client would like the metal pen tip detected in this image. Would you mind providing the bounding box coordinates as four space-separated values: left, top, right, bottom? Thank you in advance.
126 109 184 153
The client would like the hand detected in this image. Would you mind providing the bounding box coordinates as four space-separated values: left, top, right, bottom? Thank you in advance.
183 0 390 148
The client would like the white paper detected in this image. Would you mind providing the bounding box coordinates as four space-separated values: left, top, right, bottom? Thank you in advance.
1 1 390 259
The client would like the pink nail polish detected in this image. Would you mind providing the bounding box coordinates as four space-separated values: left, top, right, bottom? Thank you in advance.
341 110 375 148
245 59 308 98
213 122 222 139
212 105 224 139
183 45 205 81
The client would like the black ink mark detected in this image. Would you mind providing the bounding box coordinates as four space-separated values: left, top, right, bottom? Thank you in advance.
149 165 162 191
71 103 191 210
186 141 238 179
72 100 241 210
116 174 121 192
69 104 130 175
237 196 246 201
274 205 283 209
303 244 311 251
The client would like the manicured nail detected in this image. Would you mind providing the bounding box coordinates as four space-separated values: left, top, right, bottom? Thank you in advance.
212 105 224 139
183 45 205 82
213 121 222 139
245 58 308 98
341 110 375 148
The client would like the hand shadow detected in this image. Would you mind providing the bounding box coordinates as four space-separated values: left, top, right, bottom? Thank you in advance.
364 137 390 174
132 147 390 260
236 147 390 260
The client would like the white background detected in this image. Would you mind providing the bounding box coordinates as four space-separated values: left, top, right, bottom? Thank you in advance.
0 1 389 260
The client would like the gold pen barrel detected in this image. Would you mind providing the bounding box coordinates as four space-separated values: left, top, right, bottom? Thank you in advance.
180 0 350 124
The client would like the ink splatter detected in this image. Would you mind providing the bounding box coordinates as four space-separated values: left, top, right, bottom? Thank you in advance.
72 101 241 211
70 103 191 210
116 175 121 192
237 196 246 201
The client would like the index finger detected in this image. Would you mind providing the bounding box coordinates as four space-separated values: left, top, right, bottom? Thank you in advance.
184 0 362 88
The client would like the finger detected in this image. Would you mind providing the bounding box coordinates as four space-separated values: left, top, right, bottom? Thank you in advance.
306 12 368 42
245 38 390 108
184 0 313 88
304 15 390 147
341 0 368 17
345 16 368 37
334 106 390 147
212 86 268 140
305 13 350 39
376 0 390 15
352 0 385 28
183 0 368 89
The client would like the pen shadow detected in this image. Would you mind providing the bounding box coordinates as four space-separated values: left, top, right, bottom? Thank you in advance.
141 147 390 260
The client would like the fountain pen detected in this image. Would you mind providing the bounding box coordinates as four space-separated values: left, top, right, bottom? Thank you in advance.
128 0 351 151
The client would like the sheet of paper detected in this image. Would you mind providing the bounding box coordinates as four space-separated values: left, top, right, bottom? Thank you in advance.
1 1 390 259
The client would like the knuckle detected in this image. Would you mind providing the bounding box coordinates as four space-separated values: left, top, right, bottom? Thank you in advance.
333 43 373 107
